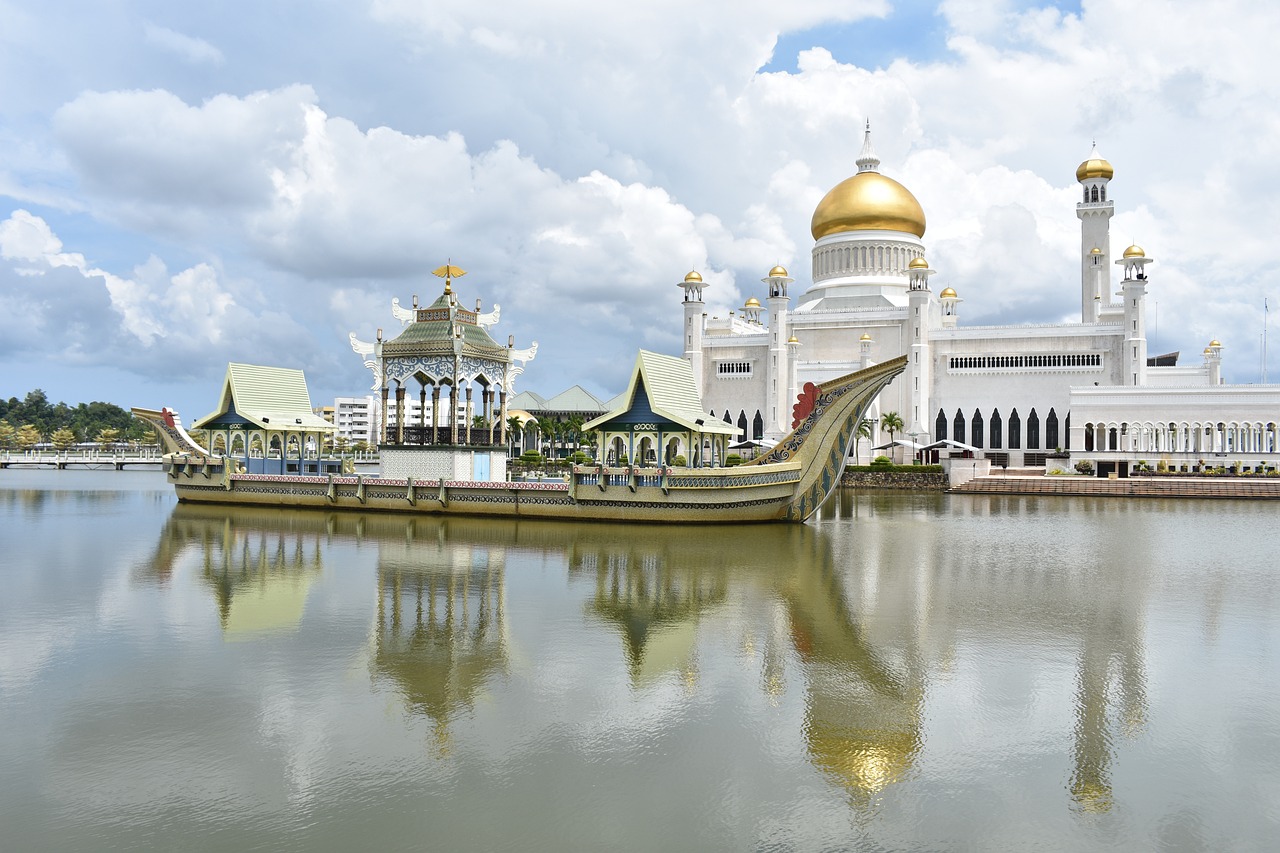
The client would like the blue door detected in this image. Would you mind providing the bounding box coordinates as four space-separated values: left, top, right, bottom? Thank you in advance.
473 453 490 481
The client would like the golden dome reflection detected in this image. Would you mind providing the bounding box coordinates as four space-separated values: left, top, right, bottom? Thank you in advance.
811 171 927 240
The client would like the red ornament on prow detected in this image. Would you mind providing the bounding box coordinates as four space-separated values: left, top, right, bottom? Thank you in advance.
161 408 176 428
791 382 819 429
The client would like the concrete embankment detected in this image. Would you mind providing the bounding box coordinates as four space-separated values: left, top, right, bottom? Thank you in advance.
949 474 1280 500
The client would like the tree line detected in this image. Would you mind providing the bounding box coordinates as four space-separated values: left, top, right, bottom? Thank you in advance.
0 389 157 450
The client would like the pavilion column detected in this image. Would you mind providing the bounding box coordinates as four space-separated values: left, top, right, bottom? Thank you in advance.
431 386 441 445
499 388 508 448
465 385 474 445
487 388 496 446
449 384 458 445
380 386 389 445
419 386 427 434
395 385 406 445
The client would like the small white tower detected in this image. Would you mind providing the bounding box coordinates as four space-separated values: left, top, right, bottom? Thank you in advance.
859 332 874 370
905 256 935 439
742 297 763 324
1116 244 1152 386
939 287 962 329
679 270 707 394
764 265 794 439
1077 144 1115 322
1204 339 1223 385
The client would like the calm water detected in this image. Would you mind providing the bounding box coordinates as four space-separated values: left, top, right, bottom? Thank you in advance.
1 470 1278 851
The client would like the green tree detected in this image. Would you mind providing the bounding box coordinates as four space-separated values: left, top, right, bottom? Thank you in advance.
880 411 904 460
16 424 41 450
95 427 121 450
51 428 78 450
852 417 874 464
506 415 523 455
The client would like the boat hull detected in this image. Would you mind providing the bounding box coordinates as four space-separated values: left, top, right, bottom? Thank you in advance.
165 463 805 523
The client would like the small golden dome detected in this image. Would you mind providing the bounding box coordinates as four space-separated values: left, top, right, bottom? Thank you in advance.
1076 145 1115 182
1203 347 1213 355
1089 247 1103 255
940 287 958 299
859 333 872 341
683 270 703 283
788 335 799 344
768 265 789 278
908 257 929 270
811 171 927 240
1209 339 1222 348
1122 244 1145 258
744 297 761 308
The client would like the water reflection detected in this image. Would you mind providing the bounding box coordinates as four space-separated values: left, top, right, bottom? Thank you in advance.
373 519 508 752
137 497 1158 811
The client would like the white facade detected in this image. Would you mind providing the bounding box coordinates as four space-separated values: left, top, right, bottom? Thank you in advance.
685 129 1280 468
333 395 468 445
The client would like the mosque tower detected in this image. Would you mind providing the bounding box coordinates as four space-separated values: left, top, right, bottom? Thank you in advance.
764 265 794 437
678 270 707 395
905 257 936 440
1076 144 1115 322
1116 245 1153 386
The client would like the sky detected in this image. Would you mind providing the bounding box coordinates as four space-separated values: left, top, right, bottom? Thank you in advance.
2 0 1278 419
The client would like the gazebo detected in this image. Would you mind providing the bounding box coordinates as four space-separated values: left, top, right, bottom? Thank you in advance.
585 350 737 467
191 363 338 475
349 264 537 481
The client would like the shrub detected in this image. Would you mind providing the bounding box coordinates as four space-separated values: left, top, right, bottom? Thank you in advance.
569 451 590 464
671 455 687 466
870 455 893 468
519 450 544 464
1074 460 1095 475
725 454 743 467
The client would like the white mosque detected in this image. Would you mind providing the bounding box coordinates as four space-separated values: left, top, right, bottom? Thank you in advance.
681 125 1279 475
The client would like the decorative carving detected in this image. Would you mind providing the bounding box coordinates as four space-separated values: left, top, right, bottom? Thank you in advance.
349 333 383 390
390 298 415 326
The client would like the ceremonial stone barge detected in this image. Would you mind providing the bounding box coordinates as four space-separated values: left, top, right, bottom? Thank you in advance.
134 267 905 523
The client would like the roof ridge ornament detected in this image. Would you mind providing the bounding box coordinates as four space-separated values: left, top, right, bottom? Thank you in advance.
856 118 880 174
432 261 466 295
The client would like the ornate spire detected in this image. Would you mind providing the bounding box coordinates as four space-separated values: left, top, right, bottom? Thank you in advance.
856 119 880 174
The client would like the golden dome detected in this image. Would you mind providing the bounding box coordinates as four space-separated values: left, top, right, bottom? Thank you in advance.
811 171 926 240
768 265 789 278
1122 244 1145 258
788 335 799 344
939 287 958 299
1076 145 1115 182
859 333 872 341
1203 347 1213 355
908 257 929 270
1089 246 1103 255
683 270 703 283
744 297 761 308
1209 339 1222 348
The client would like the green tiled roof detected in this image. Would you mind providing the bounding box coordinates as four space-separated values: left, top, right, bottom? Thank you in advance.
381 289 510 360
540 385 606 413
585 350 736 435
193 363 334 432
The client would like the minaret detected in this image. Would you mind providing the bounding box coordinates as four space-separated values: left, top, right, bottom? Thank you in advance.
905 257 935 440
1115 244 1152 386
858 332 878 457
764 265 794 439
1204 339 1223 385
938 287 961 329
1085 246 1106 322
678 270 707 395
1076 144 1115 322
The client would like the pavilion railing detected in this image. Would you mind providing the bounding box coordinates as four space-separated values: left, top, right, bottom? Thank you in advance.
397 425 500 447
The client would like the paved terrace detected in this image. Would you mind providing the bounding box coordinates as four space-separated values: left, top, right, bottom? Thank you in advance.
950 473 1280 500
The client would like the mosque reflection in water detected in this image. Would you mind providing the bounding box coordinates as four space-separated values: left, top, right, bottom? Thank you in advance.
140 498 1148 810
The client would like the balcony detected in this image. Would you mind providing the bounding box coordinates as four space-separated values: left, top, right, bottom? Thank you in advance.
392 425 502 448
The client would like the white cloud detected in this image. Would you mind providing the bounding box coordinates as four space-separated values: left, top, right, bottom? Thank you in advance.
143 23 224 66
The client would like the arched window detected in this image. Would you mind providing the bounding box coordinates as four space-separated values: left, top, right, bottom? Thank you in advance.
1008 408 1021 450
1027 408 1040 450
1100 186 1106 202
737 411 748 440
1085 423 1095 452
1065 413 1071 450
1046 408 1060 450
723 412 732 424
752 411 764 441
1090 186 1099 202
971 409 984 448
1109 427 1118 451
953 410 966 446
990 409 1003 449
935 409 948 442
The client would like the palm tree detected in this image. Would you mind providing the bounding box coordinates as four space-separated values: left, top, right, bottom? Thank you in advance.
881 411 904 461
506 415 523 455
852 417 873 464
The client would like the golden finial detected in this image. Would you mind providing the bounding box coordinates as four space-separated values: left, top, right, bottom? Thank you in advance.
432 261 466 294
